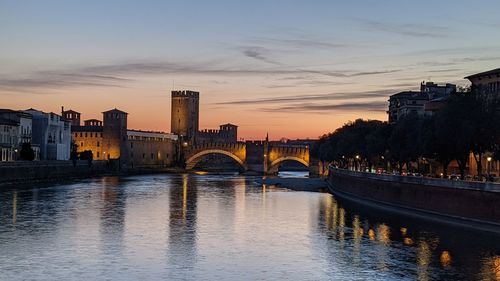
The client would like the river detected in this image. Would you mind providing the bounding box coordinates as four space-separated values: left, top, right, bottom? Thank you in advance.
0 174 499 280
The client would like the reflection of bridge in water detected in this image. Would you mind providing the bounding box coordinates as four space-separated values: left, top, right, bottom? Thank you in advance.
184 140 315 174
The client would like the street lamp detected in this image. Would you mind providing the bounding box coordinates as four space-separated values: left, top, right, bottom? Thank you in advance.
487 156 492 180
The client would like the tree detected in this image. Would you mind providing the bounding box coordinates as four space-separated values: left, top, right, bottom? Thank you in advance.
19 142 35 161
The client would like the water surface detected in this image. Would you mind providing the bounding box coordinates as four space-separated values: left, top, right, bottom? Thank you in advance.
0 174 499 280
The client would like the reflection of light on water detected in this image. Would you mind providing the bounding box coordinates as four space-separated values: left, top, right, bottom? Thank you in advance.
194 171 208 175
417 240 431 281
400 227 407 236
377 224 390 245
338 207 345 241
440 251 452 268
404 237 414 245
480 256 500 281
12 191 17 225
368 229 376 240
182 174 188 221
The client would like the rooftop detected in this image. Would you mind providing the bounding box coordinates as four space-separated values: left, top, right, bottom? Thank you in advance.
103 108 128 115
465 68 500 79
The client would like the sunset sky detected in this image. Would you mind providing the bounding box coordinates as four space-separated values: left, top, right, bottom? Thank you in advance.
1 0 500 140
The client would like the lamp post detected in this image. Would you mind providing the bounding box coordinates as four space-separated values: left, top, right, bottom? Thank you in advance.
487 156 492 181
355 155 360 171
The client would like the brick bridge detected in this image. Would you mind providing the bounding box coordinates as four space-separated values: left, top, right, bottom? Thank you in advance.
184 140 315 174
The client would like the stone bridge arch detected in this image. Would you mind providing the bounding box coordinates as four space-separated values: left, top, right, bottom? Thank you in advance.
185 149 246 170
184 142 247 170
265 145 310 174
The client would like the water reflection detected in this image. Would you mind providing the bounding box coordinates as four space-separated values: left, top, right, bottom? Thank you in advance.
317 189 500 280
0 174 499 280
167 174 198 276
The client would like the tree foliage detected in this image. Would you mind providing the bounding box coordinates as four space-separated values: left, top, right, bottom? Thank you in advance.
315 93 500 177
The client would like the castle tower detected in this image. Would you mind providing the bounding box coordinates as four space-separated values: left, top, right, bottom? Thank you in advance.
61 107 81 127
171 90 199 142
102 108 128 159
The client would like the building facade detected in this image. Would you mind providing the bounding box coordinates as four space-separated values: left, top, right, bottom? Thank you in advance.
388 81 456 123
25 109 71 160
0 117 18 162
171 90 199 142
66 107 178 168
465 68 500 102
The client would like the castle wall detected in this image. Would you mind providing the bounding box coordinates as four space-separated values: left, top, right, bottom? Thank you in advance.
72 130 104 160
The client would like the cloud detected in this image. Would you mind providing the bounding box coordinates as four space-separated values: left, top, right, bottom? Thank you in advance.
258 101 388 113
216 89 398 105
0 72 131 92
0 58 404 93
253 37 347 49
241 46 280 64
361 19 449 38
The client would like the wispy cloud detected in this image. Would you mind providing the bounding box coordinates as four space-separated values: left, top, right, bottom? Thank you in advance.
241 46 280 64
0 59 402 92
0 72 131 92
258 101 388 113
216 89 398 105
361 19 449 38
252 36 348 49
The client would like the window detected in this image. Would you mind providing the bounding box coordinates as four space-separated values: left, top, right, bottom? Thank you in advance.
151 153 154 159
97 152 100 158
85 133 87 137
142 153 145 159
130 142 133 148
97 142 100 147
80 133 82 137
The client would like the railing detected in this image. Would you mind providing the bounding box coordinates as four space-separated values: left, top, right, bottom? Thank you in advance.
330 167 500 192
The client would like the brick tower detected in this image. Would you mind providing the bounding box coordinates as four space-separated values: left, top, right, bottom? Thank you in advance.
171 90 199 143
102 108 128 159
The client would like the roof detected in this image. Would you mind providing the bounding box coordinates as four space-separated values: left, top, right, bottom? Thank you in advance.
389 91 422 99
0 109 18 113
62 109 80 114
220 123 238 127
465 68 500 79
103 108 128 114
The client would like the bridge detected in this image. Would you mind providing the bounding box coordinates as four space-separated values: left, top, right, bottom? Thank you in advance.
184 140 315 174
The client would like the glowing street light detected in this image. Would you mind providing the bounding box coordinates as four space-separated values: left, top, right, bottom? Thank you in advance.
487 156 492 180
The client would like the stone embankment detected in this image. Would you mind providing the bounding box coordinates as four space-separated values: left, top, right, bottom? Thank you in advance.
327 167 500 233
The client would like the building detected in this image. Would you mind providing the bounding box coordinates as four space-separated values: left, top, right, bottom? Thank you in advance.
66 107 178 168
197 123 238 143
0 116 18 162
25 109 71 160
0 108 34 143
171 90 199 142
388 81 456 123
465 68 500 102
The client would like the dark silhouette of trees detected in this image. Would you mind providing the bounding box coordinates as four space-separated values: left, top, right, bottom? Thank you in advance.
316 92 500 178
19 143 35 161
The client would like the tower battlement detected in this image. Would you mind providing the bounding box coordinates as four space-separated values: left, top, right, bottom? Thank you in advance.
171 90 199 98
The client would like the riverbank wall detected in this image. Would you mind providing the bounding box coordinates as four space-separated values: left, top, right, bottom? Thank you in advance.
0 160 114 186
0 161 186 187
327 168 500 232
